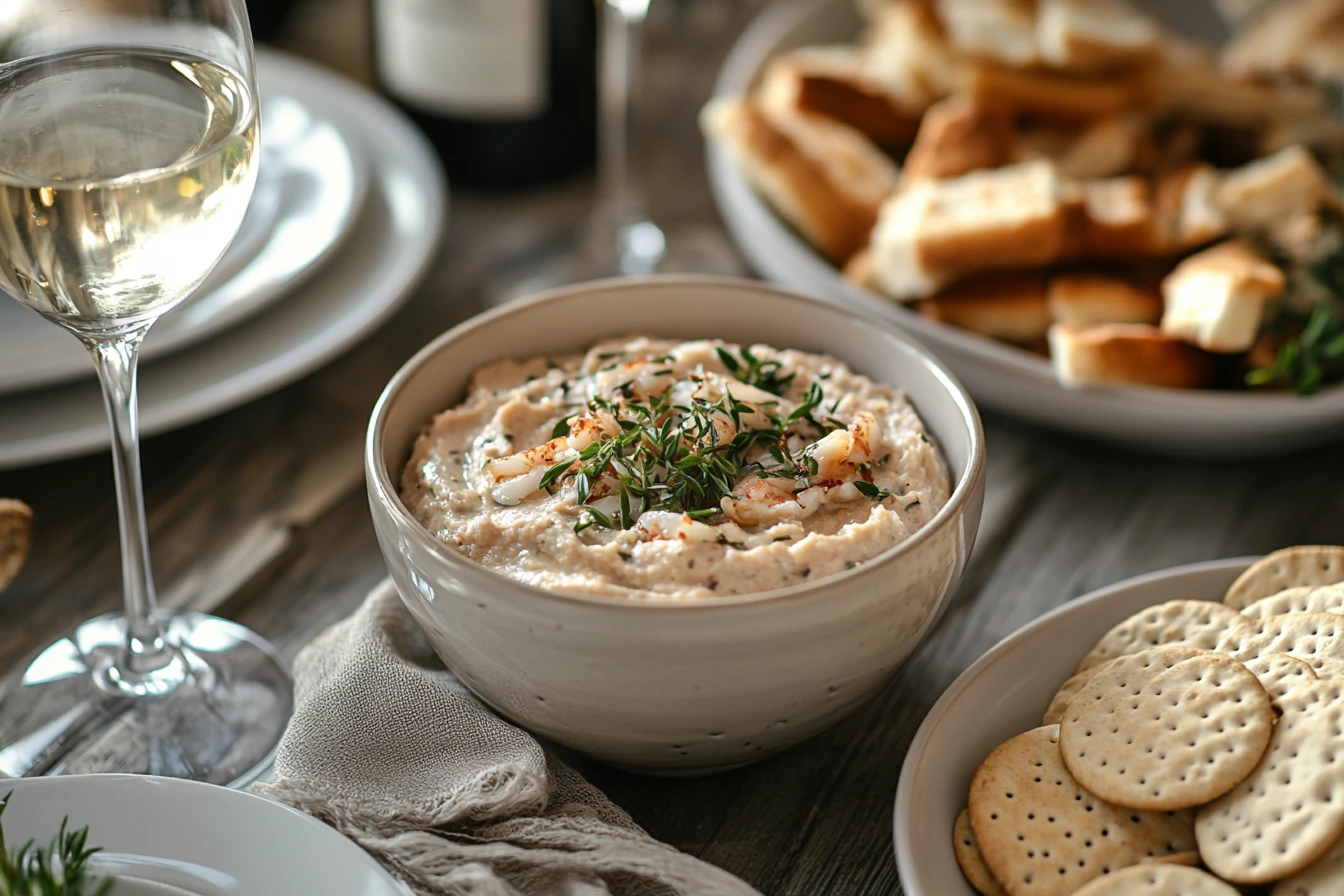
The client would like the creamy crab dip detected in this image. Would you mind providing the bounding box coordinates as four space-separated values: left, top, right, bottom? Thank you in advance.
399 338 949 598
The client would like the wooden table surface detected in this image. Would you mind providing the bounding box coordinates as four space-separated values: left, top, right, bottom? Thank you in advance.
3 4 1344 894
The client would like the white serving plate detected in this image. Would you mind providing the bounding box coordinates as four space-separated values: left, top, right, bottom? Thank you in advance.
708 0 1344 456
0 51 445 469
0 775 405 895
0 49 372 396
893 557 1252 896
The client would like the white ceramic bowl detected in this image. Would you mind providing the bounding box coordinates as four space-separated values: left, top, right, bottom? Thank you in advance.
894 557 1253 895
708 0 1344 456
366 276 985 773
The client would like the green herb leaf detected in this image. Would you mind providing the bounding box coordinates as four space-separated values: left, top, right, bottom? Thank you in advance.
0 791 113 896
853 480 893 500
538 459 574 491
550 417 572 439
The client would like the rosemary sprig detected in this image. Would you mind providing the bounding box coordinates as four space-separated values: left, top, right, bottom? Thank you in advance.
0 793 113 896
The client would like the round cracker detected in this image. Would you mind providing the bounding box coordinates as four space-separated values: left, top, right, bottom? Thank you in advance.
0 499 32 594
968 725 1197 896
1243 653 1321 701
1272 833 1344 896
1242 584 1344 620
1060 651 1274 812
1225 547 1344 610
956 808 1007 896
1071 864 1238 895
1044 648 1207 727
1216 613 1344 675
1196 676 1344 884
1077 601 1242 673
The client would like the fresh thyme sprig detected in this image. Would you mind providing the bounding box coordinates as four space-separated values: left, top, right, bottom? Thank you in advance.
714 345 797 396
1247 238 1344 395
0 793 113 896
1246 301 1344 395
541 354 887 533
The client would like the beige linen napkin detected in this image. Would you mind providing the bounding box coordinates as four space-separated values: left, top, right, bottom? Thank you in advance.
254 579 760 896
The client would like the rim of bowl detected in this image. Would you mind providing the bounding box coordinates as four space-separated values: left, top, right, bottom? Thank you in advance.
890 556 1258 895
366 274 986 610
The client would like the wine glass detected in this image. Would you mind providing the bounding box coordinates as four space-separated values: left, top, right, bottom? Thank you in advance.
0 0 292 786
488 0 747 301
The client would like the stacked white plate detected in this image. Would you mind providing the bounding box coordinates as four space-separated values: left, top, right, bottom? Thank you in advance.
0 50 447 470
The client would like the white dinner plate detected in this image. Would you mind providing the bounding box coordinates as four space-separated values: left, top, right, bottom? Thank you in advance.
0 775 406 895
0 50 372 396
709 0 1344 456
892 557 1251 896
0 52 445 470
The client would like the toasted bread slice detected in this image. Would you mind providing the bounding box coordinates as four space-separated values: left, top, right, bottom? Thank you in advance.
1036 0 1164 72
1048 273 1162 325
843 247 881 292
901 95 1014 182
701 97 874 264
1160 239 1285 353
1215 144 1339 233
1055 115 1149 179
1049 323 1215 388
0 499 32 595
1153 63 1326 128
1154 163 1227 252
919 272 1052 343
759 47 924 150
1062 176 1159 258
866 1 963 105
964 62 1150 123
1221 0 1344 79
759 101 901 211
1297 14 1344 80
872 161 1067 299
936 0 1040 66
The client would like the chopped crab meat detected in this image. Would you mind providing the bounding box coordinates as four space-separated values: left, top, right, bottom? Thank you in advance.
634 511 721 543
721 477 806 525
806 412 882 481
491 453 570 506
486 413 617 506
587 361 676 403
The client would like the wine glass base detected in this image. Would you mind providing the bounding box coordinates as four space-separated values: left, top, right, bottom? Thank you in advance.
0 611 292 787
484 218 748 306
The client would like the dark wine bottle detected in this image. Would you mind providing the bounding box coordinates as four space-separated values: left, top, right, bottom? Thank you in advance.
370 0 598 191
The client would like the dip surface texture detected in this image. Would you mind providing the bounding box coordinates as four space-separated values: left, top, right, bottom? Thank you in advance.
400 338 950 598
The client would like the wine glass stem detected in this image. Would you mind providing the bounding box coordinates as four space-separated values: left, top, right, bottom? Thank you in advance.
85 329 171 675
597 0 651 234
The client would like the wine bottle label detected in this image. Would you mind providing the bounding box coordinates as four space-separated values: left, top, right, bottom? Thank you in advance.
374 0 546 118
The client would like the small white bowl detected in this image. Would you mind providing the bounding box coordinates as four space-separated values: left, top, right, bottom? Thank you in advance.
366 276 985 773
894 557 1254 895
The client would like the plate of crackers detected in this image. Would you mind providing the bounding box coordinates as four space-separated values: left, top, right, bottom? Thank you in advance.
705 0 1344 455
896 545 1344 895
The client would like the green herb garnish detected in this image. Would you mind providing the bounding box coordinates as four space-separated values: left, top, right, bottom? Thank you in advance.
715 346 797 397
0 793 113 896
853 480 893 500
1247 301 1344 395
542 364 885 532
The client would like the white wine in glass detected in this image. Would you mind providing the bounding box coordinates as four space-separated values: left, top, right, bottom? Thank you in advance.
0 1 292 786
